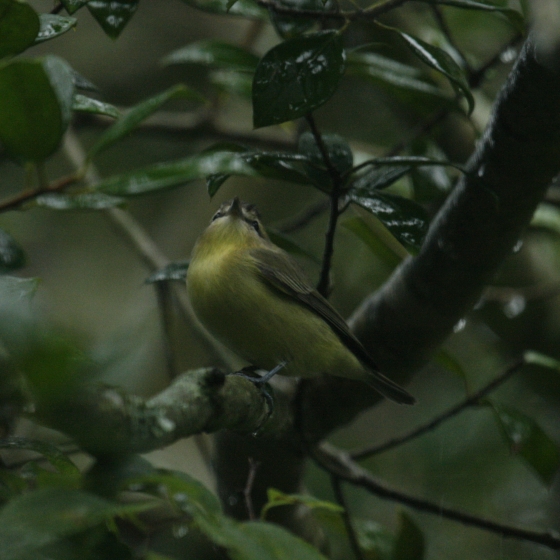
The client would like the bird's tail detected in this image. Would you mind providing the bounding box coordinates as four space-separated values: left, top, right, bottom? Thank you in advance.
364 369 416 405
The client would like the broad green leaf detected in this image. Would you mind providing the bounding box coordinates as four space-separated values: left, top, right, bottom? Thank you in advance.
94 152 257 196
347 51 454 114
0 56 74 161
0 437 79 476
0 0 40 59
71 69 99 92
267 229 319 263
269 0 334 39
261 488 343 520
72 93 120 119
354 518 394 560
489 401 560 485
342 216 407 270
530 203 560 236
393 512 424 560
89 85 204 159
0 228 25 273
0 488 154 560
145 261 190 284
433 349 467 381
178 0 267 18
210 69 253 97
162 40 259 72
352 165 410 192
395 31 474 114
0 275 38 303
60 0 88 14
87 0 139 39
425 0 526 32
298 131 353 190
353 155 465 176
524 350 560 371
253 31 346 128
35 192 124 210
349 190 428 251
35 14 77 44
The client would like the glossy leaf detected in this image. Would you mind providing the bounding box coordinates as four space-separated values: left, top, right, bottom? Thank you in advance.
489 401 560 485
0 437 79 476
0 228 25 273
349 190 429 251
60 0 88 14
530 203 560 237
94 152 257 196
88 85 204 159
393 512 425 560
0 56 74 161
347 51 454 113
35 192 124 210
0 488 154 560
71 69 99 92
0 0 40 59
163 40 259 72
210 69 253 97
342 216 407 270
178 0 267 18
253 31 346 128
261 488 343 520
396 31 474 114
354 155 465 175
72 93 120 119
145 261 190 284
524 350 560 371
354 519 394 560
352 165 410 192
298 131 353 190
35 14 77 44
87 0 139 39
269 0 334 39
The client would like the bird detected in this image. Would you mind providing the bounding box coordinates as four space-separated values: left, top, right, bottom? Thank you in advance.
187 197 415 405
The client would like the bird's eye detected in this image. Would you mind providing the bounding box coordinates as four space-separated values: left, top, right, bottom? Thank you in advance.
211 212 223 222
250 220 260 232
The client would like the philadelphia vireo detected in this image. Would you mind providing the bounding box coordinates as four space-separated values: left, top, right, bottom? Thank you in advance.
187 197 415 405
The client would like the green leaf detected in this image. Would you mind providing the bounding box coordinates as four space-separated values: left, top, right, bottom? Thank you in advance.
210 69 253 97
298 132 353 190
71 70 99 92
354 519 394 560
87 0 139 39
35 192 124 210
0 0 40 59
0 275 38 303
0 437 79 476
393 512 424 560
395 31 474 114
530 203 560 236
261 488 343 520
433 349 467 381
349 177 429 251
342 215 407 270
72 93 121 119
145 261 190 284
0 488 154 560
35 14 77 44
162 40 259 72
60 0 89 14
352 165 410 192
0 228 25 273
253 31 346 128
269 0 334 39
0 56 74 161
524 350 560 371
489 401 560 485
88 85 204 159
178 0 267 18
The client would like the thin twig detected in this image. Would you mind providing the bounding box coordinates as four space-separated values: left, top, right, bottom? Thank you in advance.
315 443 560 551
351 357 525 460
331 475 365 560
306 114 343 297
244 458 261 521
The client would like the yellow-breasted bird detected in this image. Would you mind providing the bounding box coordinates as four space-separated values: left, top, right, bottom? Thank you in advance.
187 197 415 405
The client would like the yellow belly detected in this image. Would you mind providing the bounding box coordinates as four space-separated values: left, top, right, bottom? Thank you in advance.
187 247 364 380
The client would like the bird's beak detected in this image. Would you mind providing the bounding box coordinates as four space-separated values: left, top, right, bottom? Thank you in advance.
228 197 243 218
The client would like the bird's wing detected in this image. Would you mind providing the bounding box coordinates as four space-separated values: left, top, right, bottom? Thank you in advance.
250 247 416 405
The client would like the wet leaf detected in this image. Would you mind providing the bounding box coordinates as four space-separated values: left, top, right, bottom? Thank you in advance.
393 512 424 560
162 40 259 72
253 31 346 128
269 0 334 39
34 14 77 44
35 192 124 210
0 0 40 59
395 30 474 114
298 131 353 190
261 488 343 520
72 93 120 119
489 401 560 485
60 0 89 14
348 190 429 251
0 228 25 273
145 261 190 284
89 84 204 159
0 56 74 161
71 69 99 92
352 165 410 192
87 0 139 39
178 0 267 18
354 518 394 560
